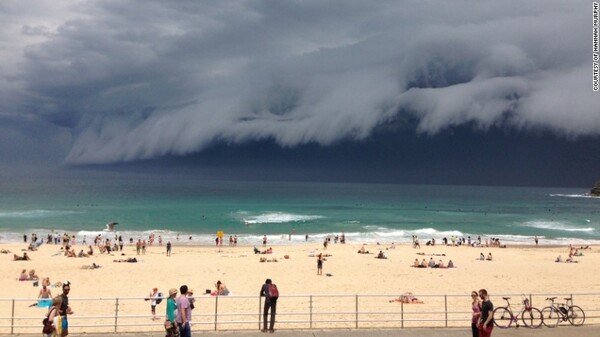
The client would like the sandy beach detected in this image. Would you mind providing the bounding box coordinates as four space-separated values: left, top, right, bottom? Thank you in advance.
1 240 598 332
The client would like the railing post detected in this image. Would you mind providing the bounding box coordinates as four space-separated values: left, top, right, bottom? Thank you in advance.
355 295 359 328
10 299 15 335
258 296 262 331
214 295 219 331
444 295 448 328
114 298 119 333
309 295 313 329
401 301 404 328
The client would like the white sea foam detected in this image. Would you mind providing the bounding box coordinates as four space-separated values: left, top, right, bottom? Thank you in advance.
412 228 464 237
549 194 600 199
520 220 595 233
240 212 324 224
0 210 79 218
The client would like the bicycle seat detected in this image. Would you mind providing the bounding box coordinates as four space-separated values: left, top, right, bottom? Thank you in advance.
564 297 572 301
502 297 511 300
546 297 557 300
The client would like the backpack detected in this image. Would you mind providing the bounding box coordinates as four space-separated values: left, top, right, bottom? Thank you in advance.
267 284 279 300
155 292 163 305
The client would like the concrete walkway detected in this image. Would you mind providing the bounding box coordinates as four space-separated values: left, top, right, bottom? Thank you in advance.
4 326 598 337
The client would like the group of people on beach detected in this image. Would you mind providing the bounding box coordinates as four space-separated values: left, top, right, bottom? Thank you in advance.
479 252 493 261
555 244 591 263
413 257 455 268
417 235 506 248
62 245 94 258
156 278 277 336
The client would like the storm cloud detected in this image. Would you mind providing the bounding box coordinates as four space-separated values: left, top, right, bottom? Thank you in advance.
0 0 597 164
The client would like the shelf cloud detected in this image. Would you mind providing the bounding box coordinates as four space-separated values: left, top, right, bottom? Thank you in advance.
0 0 596 164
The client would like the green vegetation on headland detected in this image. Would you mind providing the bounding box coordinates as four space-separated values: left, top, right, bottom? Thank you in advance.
591 181 600 196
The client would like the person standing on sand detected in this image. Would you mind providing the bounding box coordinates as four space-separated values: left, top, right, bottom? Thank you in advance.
38 284 53 304
263 235 267 247
166 241 172 256
260 278 278 333
148 287 160 320
317 253 323 275
534 236 538 246
478 289 493 337
176 285 192 337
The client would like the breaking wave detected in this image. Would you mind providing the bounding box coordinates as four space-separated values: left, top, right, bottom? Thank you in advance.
0 210 79 218
549 194 600 199
519 220 595 233
238 212 324 224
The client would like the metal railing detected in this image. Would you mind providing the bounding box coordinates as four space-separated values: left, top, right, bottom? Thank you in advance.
0 293 598 334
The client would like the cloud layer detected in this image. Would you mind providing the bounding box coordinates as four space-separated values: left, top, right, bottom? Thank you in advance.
1 0 597 164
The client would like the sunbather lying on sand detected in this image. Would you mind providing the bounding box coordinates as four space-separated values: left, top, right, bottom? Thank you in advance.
389 292 424 304
81 263 101 269
13 253 31 261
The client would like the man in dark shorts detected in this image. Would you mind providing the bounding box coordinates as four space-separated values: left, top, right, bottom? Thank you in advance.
59 282 73 337
478 289 494 337
260 279 278 333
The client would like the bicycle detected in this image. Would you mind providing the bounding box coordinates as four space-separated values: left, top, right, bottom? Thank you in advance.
541 296 585 327
493 296 543 328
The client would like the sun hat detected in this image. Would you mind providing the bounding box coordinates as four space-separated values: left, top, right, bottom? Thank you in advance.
169 288 177 296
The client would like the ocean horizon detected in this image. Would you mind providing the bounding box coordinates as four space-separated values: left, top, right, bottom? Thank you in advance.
0 175 598 246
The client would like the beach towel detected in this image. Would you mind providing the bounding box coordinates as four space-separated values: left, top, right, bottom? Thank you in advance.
38 299 52 308
54 316 62 336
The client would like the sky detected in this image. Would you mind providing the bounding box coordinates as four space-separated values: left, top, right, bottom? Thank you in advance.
0 0 599 187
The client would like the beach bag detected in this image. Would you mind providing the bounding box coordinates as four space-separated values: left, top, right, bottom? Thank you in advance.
267 284 279 300
43 307 57 335
156 292 163 304
42 317 54 334
165 321 180 337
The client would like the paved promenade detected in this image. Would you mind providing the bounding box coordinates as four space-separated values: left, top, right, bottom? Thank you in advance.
4 326 598 337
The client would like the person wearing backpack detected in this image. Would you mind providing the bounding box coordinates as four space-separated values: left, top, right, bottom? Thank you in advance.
43 296 62 337
259 278 278 333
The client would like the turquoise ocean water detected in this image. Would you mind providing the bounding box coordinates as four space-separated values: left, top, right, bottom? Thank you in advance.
0 175 598 245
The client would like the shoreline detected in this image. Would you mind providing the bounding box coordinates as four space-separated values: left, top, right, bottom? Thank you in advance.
2 231 599 247
1 241 590 249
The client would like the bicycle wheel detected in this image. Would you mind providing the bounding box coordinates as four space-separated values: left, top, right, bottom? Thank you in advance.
567 305 585 326
521 307 543 328
541 306 559 328
493 307 513 328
